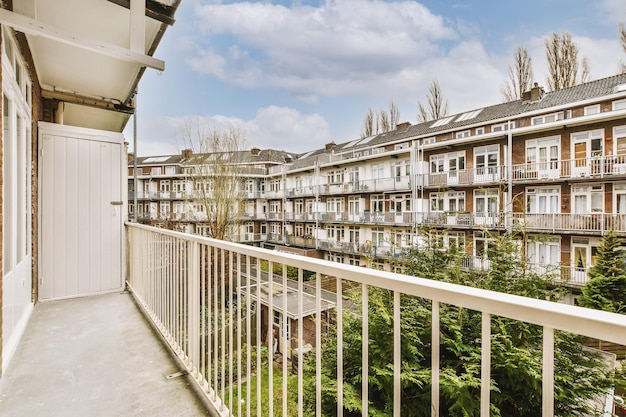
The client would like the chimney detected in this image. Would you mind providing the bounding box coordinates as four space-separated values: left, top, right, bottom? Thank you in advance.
522 83 544 102
251 147 261 156
396 121 411 132
127 152 134 162
181 149 193 159
325 141 336 151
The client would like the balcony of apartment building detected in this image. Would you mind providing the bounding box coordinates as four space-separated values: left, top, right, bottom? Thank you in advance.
320 177 412 195
4 222 625 416
512 155 626 182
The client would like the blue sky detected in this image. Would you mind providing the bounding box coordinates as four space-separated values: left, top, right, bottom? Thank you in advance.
128 0 626 156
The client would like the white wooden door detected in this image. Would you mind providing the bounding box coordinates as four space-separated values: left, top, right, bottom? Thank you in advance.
39 122 124 300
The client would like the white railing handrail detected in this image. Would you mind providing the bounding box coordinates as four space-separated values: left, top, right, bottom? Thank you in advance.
126 222 626 417
126 222 626 346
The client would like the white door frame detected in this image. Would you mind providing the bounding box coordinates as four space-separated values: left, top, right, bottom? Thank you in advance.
38 122 125 301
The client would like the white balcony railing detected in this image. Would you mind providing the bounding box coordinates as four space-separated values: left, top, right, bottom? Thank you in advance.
126 223 626 417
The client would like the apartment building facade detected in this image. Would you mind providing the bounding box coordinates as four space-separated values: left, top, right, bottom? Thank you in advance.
130 74 626 289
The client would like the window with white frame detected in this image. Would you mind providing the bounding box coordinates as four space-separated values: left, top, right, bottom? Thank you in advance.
160 201 171 216
349 226 360 244
526 137 559 169
615 183 626 214
394 160 410 181
390 194 411 213
295 224 304 236
584 105 600 116
165 166 176 175
371 164 384 181
347 255 360 266
3 28 32 277
474 145 499 174
270 179 281 192
445 231 465 249
295 199 303 214
527 237 560 266
474 189 499 216
327 169 344 184
491 123 509 132
430 191 465 212
270 223 281 235
572 184 604 214
327 225 344 242
475 127 485 135
430 151 466 174
371 227 385 247
246 222 254 234
613 99 626 111
455 130 471 139
531 113 559 125
474 231 494 258
614 126 626 157
572 130 604 168
160 180 170 192
151 167 162 175
348 196 360 215
371 194 384 212
245 179 255 193
526 187 560 214
326 197 345 214
269 201 281 213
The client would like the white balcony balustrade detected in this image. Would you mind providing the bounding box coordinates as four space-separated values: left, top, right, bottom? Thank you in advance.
126 223 626 417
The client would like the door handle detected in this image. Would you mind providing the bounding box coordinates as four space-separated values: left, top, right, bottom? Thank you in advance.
110 201 123 205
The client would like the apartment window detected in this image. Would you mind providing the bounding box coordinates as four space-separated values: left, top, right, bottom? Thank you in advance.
151 167 162 175
261 223 268 235
327 170 344 184
160 180 171 192
474 189 499 216
246 222 254 234
295 199 303 214
3 29 32 276
430 192 444 212
270 223 281 235
475 145 499 174
394 160 409 181
347 255 360 266
615 184 626 214
614 126 626 156
445 231 465 249
371 194 384 212
422 137 436 145
573 185 604 214
430 191 464 212
269 201 281 213
165 166 176 175
348 196 360 215
491 123 509 132
531 113 559 125
430 154 445 173
455 130 471 139
613 99 626 111
371 227 385 247
160 201 171 215
270 179 281 192
349 226 360 244
295 224 304 236
173 180 185 193
128 204 134 214
584 105 600 116
245 180 255 193
526 187 560 214
327 225 344 242
572 129 603 162
475 127 485 135
327 197 345 214
527 238 560 266
474 232 494 258
526 137 559 172
394 143 409 150
371 164 384 180
431 152 465 174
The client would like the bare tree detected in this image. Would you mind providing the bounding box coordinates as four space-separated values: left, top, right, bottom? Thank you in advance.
378 109 391 133
545 31 589 91
619 23 626 73
178 117 247 241
417 79 449 123
388 100 400 128
360 101 401 138
361 108 374 138
501 44 534 101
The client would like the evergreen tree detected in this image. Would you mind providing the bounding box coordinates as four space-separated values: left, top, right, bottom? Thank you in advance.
578 231 626 314
304 231 613 416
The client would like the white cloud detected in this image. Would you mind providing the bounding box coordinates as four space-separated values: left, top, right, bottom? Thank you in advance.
189 0 458 98
130 106 331 156
599 0 626 24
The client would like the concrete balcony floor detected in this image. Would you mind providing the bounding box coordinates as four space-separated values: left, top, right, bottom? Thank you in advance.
0 291 211 417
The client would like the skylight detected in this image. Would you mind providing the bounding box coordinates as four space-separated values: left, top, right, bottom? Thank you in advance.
143 156 170 163
430 116 455 128
456 109 483 122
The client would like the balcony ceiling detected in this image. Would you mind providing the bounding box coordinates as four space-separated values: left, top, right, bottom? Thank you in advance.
3 0 180 132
